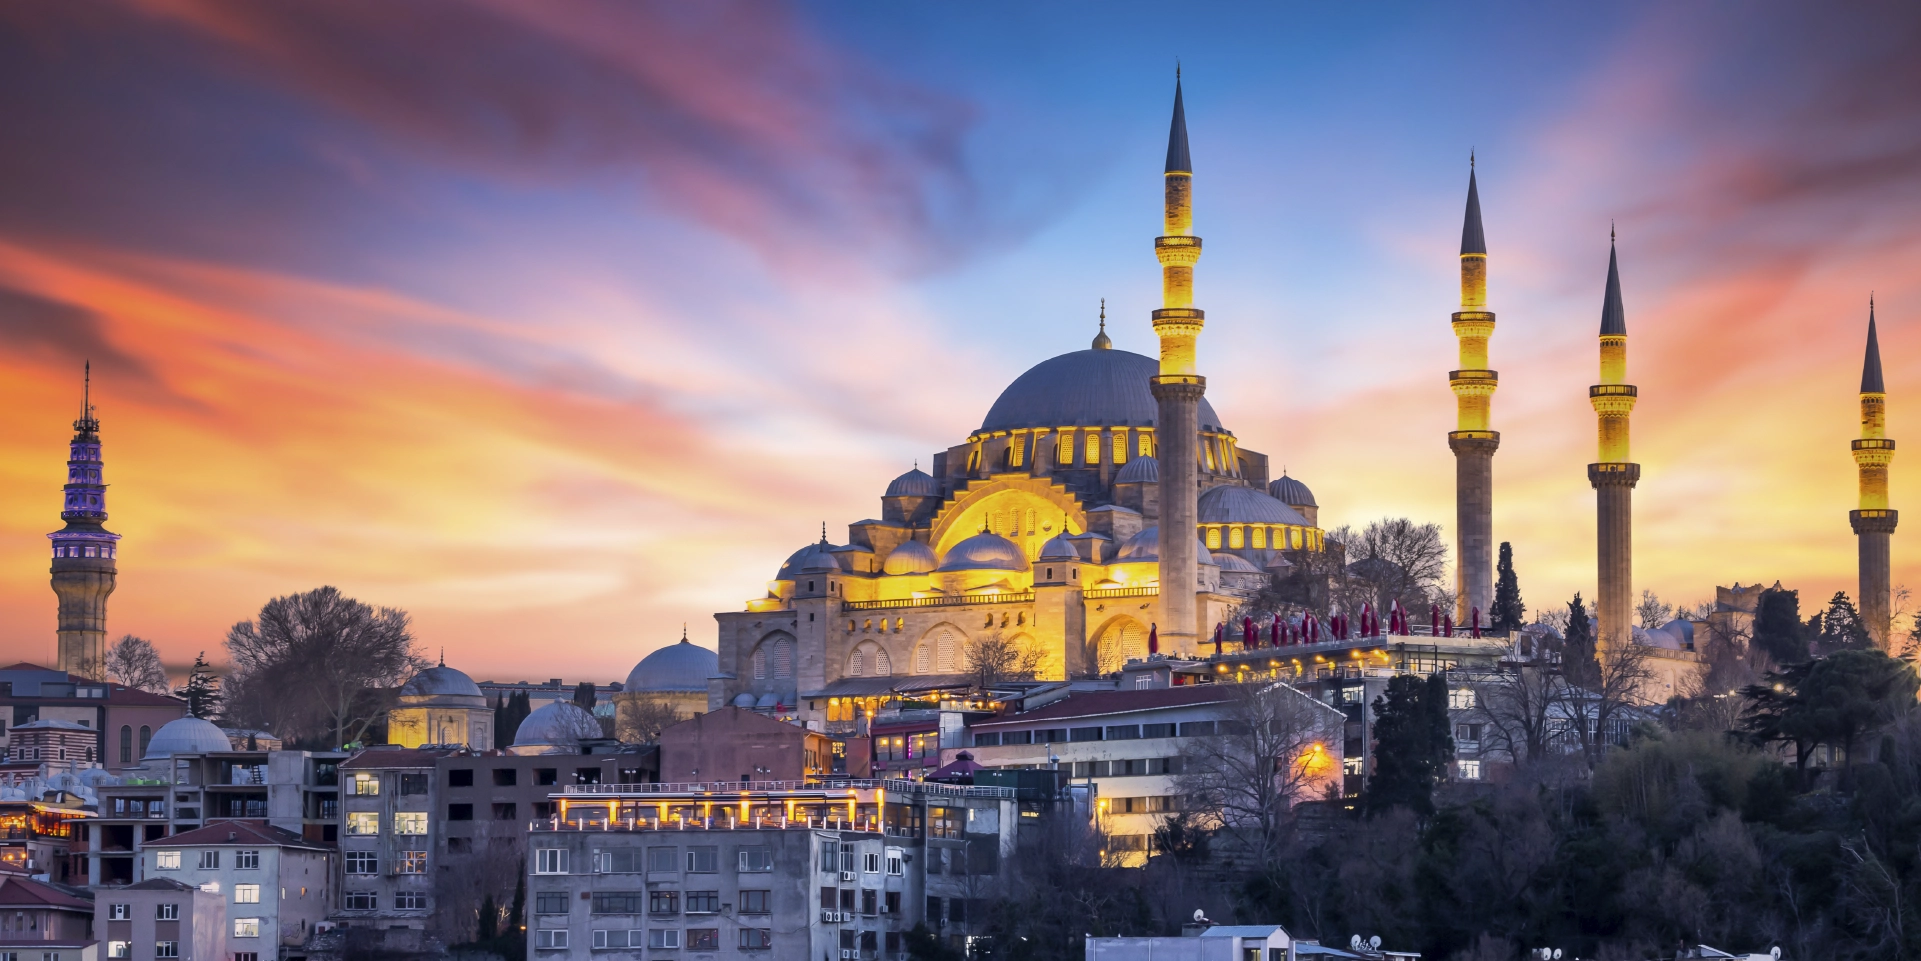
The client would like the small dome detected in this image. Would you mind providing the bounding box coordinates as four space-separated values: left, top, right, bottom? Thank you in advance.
1114 456 1158 485
1037 534 1079 561
1199 485 1310 526
144 717 231 760
512 701 603 752
400 664 482 699
937 531 1029 572
1270 474 1317 508
884 468 940 499
1660 618 1696 644
1213 553 1260 573
732 693 756 708
624 636 719 693
776 540 841 580
882 540 939 575
1115 526 1212 564
754 693 780 710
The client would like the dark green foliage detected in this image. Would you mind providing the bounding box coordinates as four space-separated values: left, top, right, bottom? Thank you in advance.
1744 650 1917 781
496 691 532 747
1491 542 1526 632
1755 586 1810 664
462 867 524 958
1564 593 1593 662
1367 674 1455 816
573 681 598 711
1816 592 1873 652
174 651 222 719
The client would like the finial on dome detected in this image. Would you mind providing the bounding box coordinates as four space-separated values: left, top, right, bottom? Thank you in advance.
1092 298 1112 350
820 522 828 544
438 647 444 667
681 623 688 643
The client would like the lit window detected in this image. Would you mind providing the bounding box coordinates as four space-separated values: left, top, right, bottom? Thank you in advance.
1085 431 1100 464
155 851 180 871
108 942 130 959
399 851 428 874
234 884 260 904
1448 688 1477 710
1228 527 1244 550
233 918 260 939
346 812 380 835
394 812 428 835
351 773 380 796
1458 760 1483 781
1206 527 1221 550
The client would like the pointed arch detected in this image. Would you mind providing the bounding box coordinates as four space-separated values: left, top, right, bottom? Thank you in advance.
914 622 969 675
1091 617 1147 674
751 631 796 683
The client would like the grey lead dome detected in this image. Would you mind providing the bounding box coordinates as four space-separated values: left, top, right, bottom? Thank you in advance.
399 664 482 699
624 637 719 694
979 349 1227 434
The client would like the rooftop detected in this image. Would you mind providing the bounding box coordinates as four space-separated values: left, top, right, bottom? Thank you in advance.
154 818 331 851
971 686 1237 729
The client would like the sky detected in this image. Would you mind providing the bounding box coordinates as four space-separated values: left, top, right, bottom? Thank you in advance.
1 2 1918 682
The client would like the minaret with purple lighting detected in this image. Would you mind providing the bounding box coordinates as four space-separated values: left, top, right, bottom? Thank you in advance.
49 363 120 680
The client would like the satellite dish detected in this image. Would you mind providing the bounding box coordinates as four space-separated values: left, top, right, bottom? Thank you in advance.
1194 910 1206 923
1351 936 1363 949
1770 950 1781 960
1554 951 1563 960
1370 937 1382 950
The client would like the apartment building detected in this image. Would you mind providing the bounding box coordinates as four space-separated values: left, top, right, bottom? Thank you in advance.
0 874 94 957
656 709 834 783
95 878 223 961
135 820 333 960
0 796 91 881
335 748 450 933
0 663 185 775
524 778 1019 960
435 749 653 857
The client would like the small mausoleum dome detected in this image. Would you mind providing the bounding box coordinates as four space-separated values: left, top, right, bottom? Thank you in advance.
1213 553 1260 573
1114 455 1159 485
143 716 231 760
885 467 940 498
979 349 1229 433
1660 618 1695 646
1269 474 1317 508
1198 484 1310 526
1116 526 1213 564
624 636 719 694
937 531 1029 572
511 701 602 754
399 664 483 700
882 539 939 575
1038 534 1079 561
776 541 839 579
732 693 756 708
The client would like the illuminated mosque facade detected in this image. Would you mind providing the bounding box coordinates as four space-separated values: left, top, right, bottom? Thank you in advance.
710 78 1328 725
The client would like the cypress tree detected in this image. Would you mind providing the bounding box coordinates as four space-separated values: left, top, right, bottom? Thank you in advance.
1754 587 1810 664
1490 542 1526 632
174 651 223 720
478 892 497 941
573 681 598 711
1367 673 1454 816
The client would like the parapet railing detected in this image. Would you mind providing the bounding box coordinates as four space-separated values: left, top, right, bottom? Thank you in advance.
841 593 1034 612
558 778 1013 799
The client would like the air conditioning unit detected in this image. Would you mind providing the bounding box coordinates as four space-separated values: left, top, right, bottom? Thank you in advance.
838 912 849 923
821 911 835 924
843 951 855 959
841 871 856 882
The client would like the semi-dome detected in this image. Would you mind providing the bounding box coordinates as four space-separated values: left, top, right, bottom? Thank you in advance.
882 539 939 575
400 664 483 699
1213 553 1261 573
980 349 1227 433
884 467 940 498
1037 534 1079 561
1199 484 1311 526
1270 474 1316 508
624 635 719 693
143 716 231 760
936 531 1029 572
1114 455 1159 485
1115 526 1212 564
512 701 602 752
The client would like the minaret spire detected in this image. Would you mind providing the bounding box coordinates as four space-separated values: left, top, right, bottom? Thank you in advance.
1150 69 1206 653
50 363 120 680
1852 294 1897 646
1449 157 1499 624
1589 232 1639 654
1092 298 1112 350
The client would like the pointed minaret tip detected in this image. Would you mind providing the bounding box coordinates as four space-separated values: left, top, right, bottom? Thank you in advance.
1460 159 1487 256
1600 234 1626 337
1165 72 1192 174
1863 296 1886 393
1092 297 1113 350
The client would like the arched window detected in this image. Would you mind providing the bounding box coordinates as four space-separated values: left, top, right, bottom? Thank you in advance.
138 725 152 758
1113 430 1128 465
872 648 892 676
914 645 932 674
1229 527 1245 550
773 640 793 679
1085 431 1101 465
753 647 768 680
937 631 957 673
1252 527 1267 549
1206 527 1222 550
119 725 133 764
1058 431 1075 465
849 651 865 677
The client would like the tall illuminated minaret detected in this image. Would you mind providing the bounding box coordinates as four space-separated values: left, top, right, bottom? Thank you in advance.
1449 157 1498 625
48 363 120 680
1151 71 1205 651
1851 298 1897 647
1588 234 1637 653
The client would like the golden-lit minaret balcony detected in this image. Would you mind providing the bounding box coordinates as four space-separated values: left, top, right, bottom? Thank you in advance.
1854 298 1895 513
1590 236 1636 466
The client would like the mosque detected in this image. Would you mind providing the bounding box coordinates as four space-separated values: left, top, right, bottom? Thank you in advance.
709 78 1330 728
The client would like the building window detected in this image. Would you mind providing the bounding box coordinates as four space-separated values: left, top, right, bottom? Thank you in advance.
448 804 473 821
534 848 569 875
394 812 428 835
685 891 719 914
684 846 718 873
155 943 178 959
686 929 719 951
236 850 260 870
396 892 427 910
1205 526 1221 549
647 847 677 873
138 725 152 758
1058 431 1074 465
593 930 645 949
447 768 474 787
863 852 880 873
887 847 904 875
344 891 377 910
739 929 773 950
109 903 130 920
648 930 680 950
108 942 130 959
351 773 380 796
197 850 220 870
156 904 178 921
399 773 429 795
739 890 770 914
236 955 258 961
649 891 679 915
592 893 644 915
1084 431 1100 464
1448 687 1477 710
119 726 132 764
1458 760 1483 780
737 848 773 872
345 851 378 875
233 918 260 938
534 930 569 950
399 851 428 874
346 812 380 836
154 851 180 871
494 802 518 820
234 884 260 904
494 768 518 786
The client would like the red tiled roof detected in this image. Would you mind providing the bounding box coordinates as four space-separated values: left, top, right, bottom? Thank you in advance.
342 747 460 770
0 662 53 672
0 875 94 910
970 686 1236 729
156 819 330 851
105 685 186 707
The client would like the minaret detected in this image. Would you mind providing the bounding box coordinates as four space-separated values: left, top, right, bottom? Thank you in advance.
48 363 121 680
1151 70 1206 652
1851 298 1897 647
1449 156 1498 625
1588 234 1637 653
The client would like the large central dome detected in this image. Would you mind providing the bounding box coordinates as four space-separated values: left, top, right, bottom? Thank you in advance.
980 348 1227 434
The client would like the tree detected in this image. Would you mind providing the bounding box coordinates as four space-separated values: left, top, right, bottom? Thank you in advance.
1343 518 1449 616
960 631 1045 690
1564 593 1594 664
496 691 532 747
1754 586 1810 665
573 681 597 712
105 635 170 695
1562 640 1654 767
1472 662 1567 766
1367 673 1455 816
1174 680 1343 861
223 586 425 748
1490 542 1525 633
174 651 222 719
1742 650 1919 779
1636 589 1673 630
616 696 685 745
1815 591 1872 652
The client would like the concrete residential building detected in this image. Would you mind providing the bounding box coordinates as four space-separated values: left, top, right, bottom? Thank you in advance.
336 748 450 934
1087 924 1296 961
656 709 833 784
524 778 1019 961
0 663 186 775
135 820 333 960
0 796 93 882
95 878 223 961
0 873 94 959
